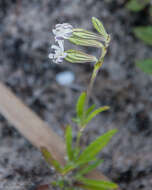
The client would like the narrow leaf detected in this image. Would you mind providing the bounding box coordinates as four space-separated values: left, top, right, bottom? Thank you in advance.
41 147 62 173
133 26 152 45
79 177 118 190
76 92 86 119
65 125 74 161
76 129 117 163
62 163 76 175
76 159 103 178
136 58 152 74
80 184 105 190
85 106 110 125
86 104 96 116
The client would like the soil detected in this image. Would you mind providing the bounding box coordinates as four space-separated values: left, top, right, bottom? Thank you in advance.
0 0 152 190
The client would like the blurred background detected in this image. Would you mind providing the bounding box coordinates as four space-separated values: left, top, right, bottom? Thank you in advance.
0 0 152 189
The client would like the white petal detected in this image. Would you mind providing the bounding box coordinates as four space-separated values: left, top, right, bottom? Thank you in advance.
48 53 54 59
52 29 56 35
51 44 60 50
57 40 64 51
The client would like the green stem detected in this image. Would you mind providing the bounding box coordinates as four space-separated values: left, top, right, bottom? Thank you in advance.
86 58 104 108
76 130 82 148
75 45 107 156
74 130 82 158
86 44 106 108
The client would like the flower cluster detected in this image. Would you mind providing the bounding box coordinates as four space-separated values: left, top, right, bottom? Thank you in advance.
49 17 110 64
49 23 73 64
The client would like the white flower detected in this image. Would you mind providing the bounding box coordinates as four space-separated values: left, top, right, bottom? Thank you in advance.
48 40 67 64
52 23 73 41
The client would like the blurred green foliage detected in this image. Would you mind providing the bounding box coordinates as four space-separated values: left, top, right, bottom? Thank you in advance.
133 26 152 45
126 0 150 12
136 59 152 74
125 0 152 74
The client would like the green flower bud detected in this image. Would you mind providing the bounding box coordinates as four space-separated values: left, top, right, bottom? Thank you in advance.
65 49 97 63
69 36 104 48
92 17 108 40
72 28 105 42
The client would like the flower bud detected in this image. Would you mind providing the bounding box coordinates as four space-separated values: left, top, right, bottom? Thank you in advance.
69 36 103 48
65 49 97 63
92 17 108 40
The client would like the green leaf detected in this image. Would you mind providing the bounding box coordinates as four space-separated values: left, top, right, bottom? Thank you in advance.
126 0 149 12
62 157 97 175
136 58 152 74
133 26 152 45
86 104 96 116
85 106 110 125
75 157 97 168
76 129 117 164
41 147 62 173
79 177 118 190
92 17 108 39
76 92 86 119
76 159 103 178
62 163 76 175
65 125 74 161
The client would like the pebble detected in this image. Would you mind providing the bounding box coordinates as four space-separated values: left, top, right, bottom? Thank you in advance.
56 71 75 86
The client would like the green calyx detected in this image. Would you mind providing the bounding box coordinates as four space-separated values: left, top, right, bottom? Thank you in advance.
65 49 97 63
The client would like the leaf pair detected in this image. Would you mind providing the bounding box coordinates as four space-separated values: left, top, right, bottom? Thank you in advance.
41 128 117 175
74 92 109 128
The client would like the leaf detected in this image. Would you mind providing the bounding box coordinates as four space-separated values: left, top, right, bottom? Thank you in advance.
41 147 62 173
86 104 96 116
76 92 86 119
79 177 118 190
92 17 108 39
76 159 103 178
75 157 97 169
76 129 117 164
126 0 149 12
61 163 76 175
85 106 110 125
65 125 74 161
136 58 152 74
133 26 152 45
62 157 97 175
